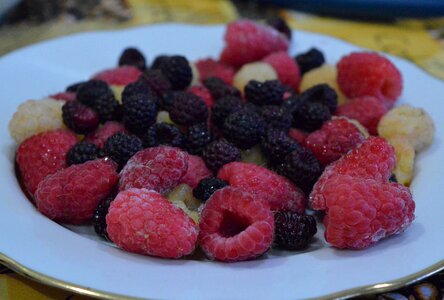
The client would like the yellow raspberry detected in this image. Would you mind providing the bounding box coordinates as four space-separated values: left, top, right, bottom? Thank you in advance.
300 64 348 105
9 98 66 144
241 145 267 166
166 184 201 223
233 62 277 92
110 85 124 103
389 136 415 186
190 62 200 86
378 105 435 152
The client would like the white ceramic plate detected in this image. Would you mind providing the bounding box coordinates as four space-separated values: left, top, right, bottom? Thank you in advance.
0 24 443 300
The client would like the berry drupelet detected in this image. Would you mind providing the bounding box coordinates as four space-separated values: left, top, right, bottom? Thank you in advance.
153 55 192 90
193 177 229 202
299 84 338 114
169 91 208 126
274 212 317 250
260 105 292 132
62 101 99 134
92 93 121 123
223 110 266 150
142 123 184 148
185 123 213 155
295 48 325 75
66 142 100 166
245 80 286 106
122 93 158 134
203 77 241 100
202 139 241 172
118 47 146 70
102 132 143 169
292 101 331 132
211 96 243 128
261 128 301 165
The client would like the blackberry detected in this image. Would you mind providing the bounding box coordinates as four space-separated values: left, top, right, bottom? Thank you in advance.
159 91 178 111
76 80 113 107
274 212 317 250
142 123 184 148
266 16 292 40
153 55 192 90
103 132 143 169
193 178 228 202
292 101 331 132
93 191 117 240
185 123 213 155
66 81 86 93
279 148 322 194
122 93 158 134
62 101 99 134
169 92 208 126
299 84 338 113
202 139 241 172
118 47 146 70
66 142 99 166
389 174 398 183
93 93 121 123
211 96 243 128
282 95 304 115
151 55 168 69
260 105 292 132
140 69 172 97
295 48 325 75
203 77 241 100
223 110 265 150
261 128 301 165
245 80 285 106
122 79 154 101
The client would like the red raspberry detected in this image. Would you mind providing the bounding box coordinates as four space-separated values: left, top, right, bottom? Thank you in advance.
322 174 415 249
288 128 306 145
337 52 402 107
309 137 396 210
50 92 76 102
16 129 78 194
335 96 388 135
187 85 214 109
35 158 118 224
218 162 306 213
199 187 274 262
84 121 128 148
220 20 289 68
92 66 142 86
195 58 235 84
180 154 212 188
304 117 366 166
107 188 198 258
119 146 189 194
262 51 301 91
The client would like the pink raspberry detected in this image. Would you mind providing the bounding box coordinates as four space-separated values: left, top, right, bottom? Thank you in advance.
16 129 78 194
195 58 235 84
304 118 366 166
262 51 301 91
322 174 415 249
199 187 274 262
92 66 142 86
35 159 118 224
119 146 189 194
220 20 289 68
335 96 388 135
187 85 214 108
50 92 76 102
84 121 128 148
309 137 396 210
337 52 402 107
288 128 307 145
107 188 198 258
180 154 212 188
218 162 306 213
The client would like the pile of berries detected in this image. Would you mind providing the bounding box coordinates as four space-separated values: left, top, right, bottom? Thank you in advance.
9 17 435 262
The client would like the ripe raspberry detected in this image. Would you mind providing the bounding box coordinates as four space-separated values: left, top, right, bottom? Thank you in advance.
9 98 65 143
122 93 158 134
309 137 396 210
202 139 241 172
16 129 77 194
93 191 116 240
273 212 317 250
103 132 143 169
62 101 100 134
220 20 289 68
266 16 292 40
66 142 99 166
195 58 235 85
185 123 213 155
84 121 128 148
139 69 172 97
245 80 285 106
76 80 114 108
304 117 366 166
321 174 415 249
106 188 197 258
233 62 277 92
299 84 338 114
211 96 243 128
187 85 214 108
218 162 306 213
295 48 325 75
153 55 192 90
118 47 146 70
169 92 209 126
335 96 388 135
179 154 212 188
92 66 142 86
288 128 307 145
35 159 118 224
193 177 228 202
203 77 241 100
292 101 331 132
119 146 189 193
50 92 76 102
223 110 266 150
261 128 301 165
142 123 184 148
198 187 274 262
337 52 402 106
262 51 301 91
260 105 292 132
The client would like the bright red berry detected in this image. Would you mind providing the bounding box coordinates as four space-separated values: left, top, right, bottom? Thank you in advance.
262 51 301 91
84 121 128 148
92 66 142 86
16 129 78 194
187 85 215 109
195 58 235 85
35 158 118 224
180 154 212 188
50 92 76 102
199 187 274 262
107 188 198 258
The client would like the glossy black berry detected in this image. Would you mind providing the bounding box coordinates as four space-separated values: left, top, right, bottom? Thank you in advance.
142 123 184 148
62 101 100 134
295 48 325 75
260 105 292 132
245 80 285 106
193 178 228 202
274 212 317 250
185 123 213 155
140 69 172 97
266 16 292 40
66 81 86 93
211 96 243 128
66 142 99 166
203 77 241 100
93 192 117 240
223 110 266 150
299 84 337 113
202 139 241 172
103 132 143 169
153 55 192 90
93 93 121 123
292 101 331 132
76 80 113 107
169 92 208 126
262 128 301 165
122 93 158 134
118 47 146 70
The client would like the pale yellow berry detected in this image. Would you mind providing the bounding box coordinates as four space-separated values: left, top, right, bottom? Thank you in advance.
156 111 174 124
110 85 124 103
233 62 277 92
9 98 66 144
389 136 415 186
166 184 201 223
378 105 435 152
241 145 267 166
300 64 348 105
190 62 200 87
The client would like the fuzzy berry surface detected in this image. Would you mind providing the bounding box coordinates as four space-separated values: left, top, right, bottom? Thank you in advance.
153 55 192 90
92 66 142 86
169 92 209 126
193 177 228 202
262 51 301 91
202 139 241 172
179 154 212 189
102 132 143 169
118 47 146 70
223 110 265 150
195 58 235 85
274 212 317 250
62 101 100 134
84 121 128 148
295 48 325 75
245 80 285 106
198 187 274 262
66 142 99 166
142 123 184 149
91 93 121 123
